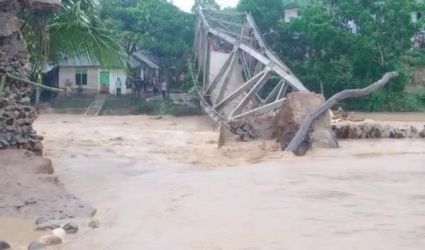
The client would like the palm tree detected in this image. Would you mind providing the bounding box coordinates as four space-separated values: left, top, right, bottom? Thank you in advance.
0 0 123 150
47 0 124 67
21 0 124 102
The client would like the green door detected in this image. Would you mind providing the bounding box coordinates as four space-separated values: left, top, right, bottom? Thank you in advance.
100 71 110 93
100 71 110 86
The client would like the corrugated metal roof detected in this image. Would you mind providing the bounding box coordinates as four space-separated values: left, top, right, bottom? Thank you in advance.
129 56 140 68
57 56 100 67
131 51 161 69
57 52 160 69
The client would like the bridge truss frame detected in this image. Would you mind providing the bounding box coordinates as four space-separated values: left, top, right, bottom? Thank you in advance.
193 8 308 123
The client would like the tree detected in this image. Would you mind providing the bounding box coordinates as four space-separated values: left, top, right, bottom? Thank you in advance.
47 0 123 67
192 0 220 12
237 0 284 31
99 0 148 56
243 0 424 110
275 4 353 94
286 71 398 155
21 0 124 83
19 0 124 104
100 0 194 59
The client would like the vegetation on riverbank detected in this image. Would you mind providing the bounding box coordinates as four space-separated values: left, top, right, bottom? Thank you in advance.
34 0 425 112
238 0 425 111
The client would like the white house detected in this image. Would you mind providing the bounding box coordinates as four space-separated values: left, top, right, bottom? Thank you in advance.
57 57 128 95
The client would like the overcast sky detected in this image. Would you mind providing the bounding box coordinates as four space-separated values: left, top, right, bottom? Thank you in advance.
171 0 239 12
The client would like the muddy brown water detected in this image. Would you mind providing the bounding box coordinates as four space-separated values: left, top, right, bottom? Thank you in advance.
350 112 425 122
4 113 425 250
0 217 45 249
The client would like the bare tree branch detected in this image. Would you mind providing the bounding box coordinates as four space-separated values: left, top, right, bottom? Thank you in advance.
285 71 399 154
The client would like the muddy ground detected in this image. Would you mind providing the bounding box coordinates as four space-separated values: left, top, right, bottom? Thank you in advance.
2 113 425 249
0 150 94 249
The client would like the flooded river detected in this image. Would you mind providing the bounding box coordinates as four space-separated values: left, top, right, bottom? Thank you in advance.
20 114 425 249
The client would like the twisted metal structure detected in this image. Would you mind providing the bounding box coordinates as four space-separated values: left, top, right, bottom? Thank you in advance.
193 8 308 124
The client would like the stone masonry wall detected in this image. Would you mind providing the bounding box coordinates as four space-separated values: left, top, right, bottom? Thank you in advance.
0 1 41 153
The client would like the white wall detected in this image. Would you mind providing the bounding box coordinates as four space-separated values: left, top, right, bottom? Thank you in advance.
104 68 128 95
58 66 99 94
58 67 128 94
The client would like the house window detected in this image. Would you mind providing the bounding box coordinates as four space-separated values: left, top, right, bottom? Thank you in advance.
75 68 87 86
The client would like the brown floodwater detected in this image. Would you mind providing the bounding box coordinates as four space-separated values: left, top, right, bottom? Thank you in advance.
4 113 424 250
0 217 45 249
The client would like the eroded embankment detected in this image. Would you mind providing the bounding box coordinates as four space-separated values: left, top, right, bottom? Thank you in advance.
0 150 94 218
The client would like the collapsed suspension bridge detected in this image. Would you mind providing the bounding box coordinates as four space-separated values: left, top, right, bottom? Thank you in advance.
193 8 308 127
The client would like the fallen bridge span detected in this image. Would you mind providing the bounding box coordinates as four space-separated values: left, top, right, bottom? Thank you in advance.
192 8 308 126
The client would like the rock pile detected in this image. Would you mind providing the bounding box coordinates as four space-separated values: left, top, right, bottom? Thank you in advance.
332 123 425 139
28 219 80 249
331 107 349 121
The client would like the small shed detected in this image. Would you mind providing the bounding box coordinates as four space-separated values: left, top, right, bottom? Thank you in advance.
130 51 161 85
284 8 299 23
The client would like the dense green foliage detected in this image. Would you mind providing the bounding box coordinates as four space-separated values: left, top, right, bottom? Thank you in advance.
192 0 220 11
237 0 284 31
22 0 425 111
100 0 194 60
403 49 425 66
238 0 425 111
22 0 123 73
